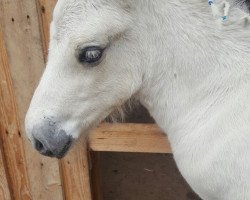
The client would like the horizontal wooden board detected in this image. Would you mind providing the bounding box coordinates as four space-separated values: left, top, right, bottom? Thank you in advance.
89 123 172 154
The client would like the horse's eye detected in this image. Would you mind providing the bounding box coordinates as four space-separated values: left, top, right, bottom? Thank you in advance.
78 46 104 64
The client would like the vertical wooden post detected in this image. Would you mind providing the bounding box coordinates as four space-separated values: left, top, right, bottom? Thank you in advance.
36 0 57 58
60 137 93 200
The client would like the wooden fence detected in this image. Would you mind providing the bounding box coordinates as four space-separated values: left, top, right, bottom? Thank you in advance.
0 1 171 200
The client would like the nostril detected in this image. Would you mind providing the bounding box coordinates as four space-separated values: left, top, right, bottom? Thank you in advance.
34 138 44 152
44 150 54 157
31 128 72 158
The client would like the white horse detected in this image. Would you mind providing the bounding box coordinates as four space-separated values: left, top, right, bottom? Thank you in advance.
25 0 250 199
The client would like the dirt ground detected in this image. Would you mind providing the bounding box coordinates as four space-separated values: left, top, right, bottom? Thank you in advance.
99 153 202 200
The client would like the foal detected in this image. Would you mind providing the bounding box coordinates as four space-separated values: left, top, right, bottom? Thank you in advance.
26 0 250 199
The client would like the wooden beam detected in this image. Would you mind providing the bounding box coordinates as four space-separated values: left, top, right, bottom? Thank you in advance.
88 123 172 154
60 136 92 200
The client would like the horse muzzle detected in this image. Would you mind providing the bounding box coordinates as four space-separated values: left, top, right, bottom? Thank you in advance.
28 118 73 159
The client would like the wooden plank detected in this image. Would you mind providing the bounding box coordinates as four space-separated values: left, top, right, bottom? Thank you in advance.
0 1 64 199
36 0 57 57
89 123 172 154
60 136 92 200
0 27 32 200
0 139 11 200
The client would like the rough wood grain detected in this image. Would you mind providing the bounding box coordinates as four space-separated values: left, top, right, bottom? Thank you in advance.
0 0 64 199
0 28 32 200
36 0 57 57
89 123 172 154
0 138 11 200
60 136 92 200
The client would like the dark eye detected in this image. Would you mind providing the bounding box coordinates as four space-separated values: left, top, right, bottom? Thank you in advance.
78 46 104 64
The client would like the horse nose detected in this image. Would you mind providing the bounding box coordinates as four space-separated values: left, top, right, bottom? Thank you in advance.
31 121 73 158
34 138 54 157
33 134 72 158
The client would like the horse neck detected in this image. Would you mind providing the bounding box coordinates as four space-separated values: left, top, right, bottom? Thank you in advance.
136 0 250 137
